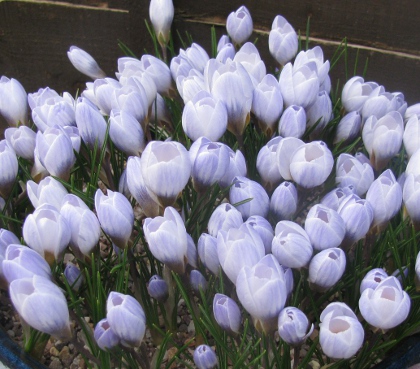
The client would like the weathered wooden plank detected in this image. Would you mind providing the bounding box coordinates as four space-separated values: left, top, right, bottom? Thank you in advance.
0 0 130 96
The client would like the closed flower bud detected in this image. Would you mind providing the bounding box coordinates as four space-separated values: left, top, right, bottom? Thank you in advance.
279 62 319 109
147 275 169 302
272 220 312 269
143 207 188 274
359 276 410 330
289 141 334 188
403 173 420 228
207 203 243 238
256 136 283 191
0 140 18 197
0 230 20 284
28 87 59 110
366 169 402 230
94 318 119 351
186 233 198 268
67 46 106 80
213 293 241 335
336 153 374 197
337 194 374 245
234 42 266 87
177 69 205 104
309 248 346 290
31 96 76 132
218 147 247 188
61 194 101 256
306 90 333 137
416 252 420 285
95 189 134 249
270 181 298 221
319 302 364 359
75 97 107 150
406 148 420 178
126 156 160 218
278 105 306 139
278 307 314 346
106 292 146 347
35 126 75 180
3 244 52 284
320 186 355 211
294 46 330 85
23 204 71 265
341 76 377 112
109 109 145 156
181 43 209 74
140 55 174 97
217 227 265 284
64 263 83 291
0 76 28 126
333 111 362 144
190 269 207 293
141 140 191 207
182 91 228 142
230 176 269 220
191 141 230 192
5 126 36 160
244 215 274 255
360 268 388 294
91 77 121 115
269 15 298 66
226 6 253 46
403 114 420 159
236 254 287 333
149 0 174 47
27 176 67 210
252 74 283 135
216 43 236 63
10 275 71 339
276 137 305 181
197 233 220 275
362 111 404 171
193 344 218 369
111 86 148 125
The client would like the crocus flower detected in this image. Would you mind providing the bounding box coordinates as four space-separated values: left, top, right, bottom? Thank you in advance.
217 227 265 284
94 318 120 351
4 126 36 161
319 302 364 359
335 153 374 197
289 141 334 188
234 42 266 87
28 87 59 110
270 181 298 221
35 126 75 180
197 233 220 275
226 5 253 46
256 136 283 191
213 293 241 335
207 203 243 238
140 140 191 207
182 91 228 142
61 194 101 257
333 111 362 144
305 90 332 137
229 176 270 220
91 77 122 115
341 76 377 112
276 137 305 181
147 275 169 302
149 0 174 47
360 268 389 294
365 169 402 230
176 68 206 104
278 105 306 139
308 248 346 290
236 254 287 334
106 291 146 347
2 244 52 284
67 46 106 80
23 204 71 265
218 147 247 188
403 173 420 229
143 207 188 274
403 114 420 159
244 215 274 255
181 43 210 74
0 140 18 198
26 176 67 210
10 275 72 340
64 263 84 291
271 220 312 269
193 345 218 369
269 15 298 66
216 43 236 63
140 54 174 96
190 270 208 293
0 76 28 126
278 307 314 346
126 156 160 218
359 276 410 330
95 189 134 249
0 229 20 284
321 186 355 211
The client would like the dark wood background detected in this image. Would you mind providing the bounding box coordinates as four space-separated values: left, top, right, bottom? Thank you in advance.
1 0 419 109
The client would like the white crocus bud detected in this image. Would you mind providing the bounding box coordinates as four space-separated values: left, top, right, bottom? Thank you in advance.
319 302 364 359
359 276 410 330
140 55 174 97
244 215 274 255
218 147 247 188
333 111 362 144
305 90 333 137
309 248 346 290
278 307 314 346
67 46 106 80
341 76 377 113
216 43 236 63
0 76 28 127
91 77 122 115
403 114 420 159
234 42 266 87
149 0 174 47
403 173 420 228
321 186 355 211
226 6 253 46
360 268 388 294
27 176 68 210
0 140 19 198
276 137 304 181
294 46 330 86
278 105 306 139
256 136 283 192
270 181 298 221
207 203 243 238
197 233 220 275
5 126 36 160
269 15 298 66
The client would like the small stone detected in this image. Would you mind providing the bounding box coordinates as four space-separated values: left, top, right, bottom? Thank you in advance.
7 330 14 338
50 347 59 357
187 320 195 334
48 358 62 369
179 324 187 332
59 346 73 367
